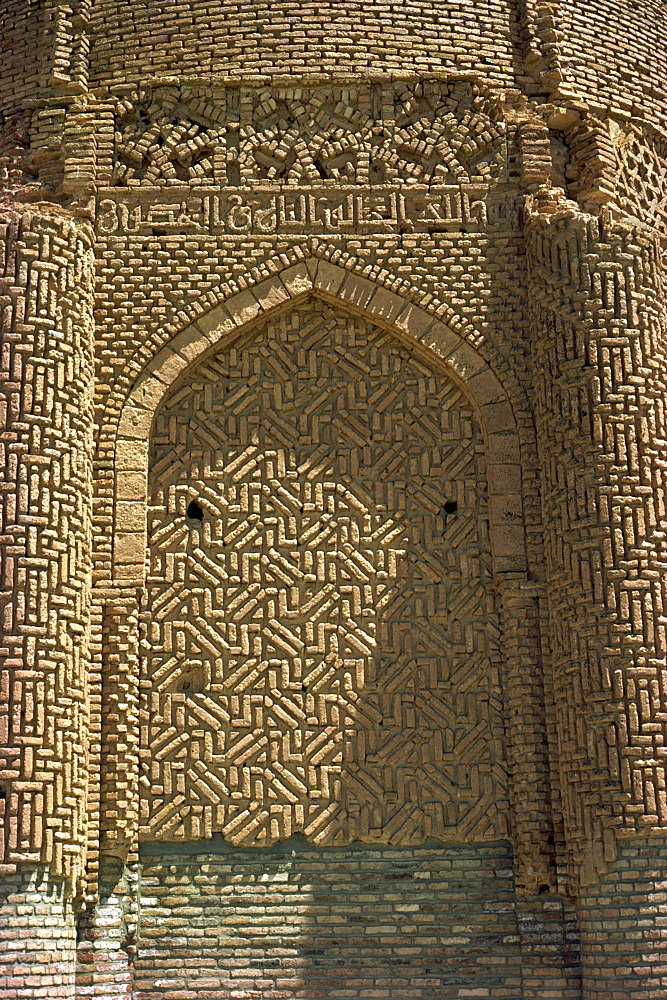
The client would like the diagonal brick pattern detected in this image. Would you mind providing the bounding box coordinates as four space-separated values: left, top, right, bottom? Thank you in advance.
142 300 509 847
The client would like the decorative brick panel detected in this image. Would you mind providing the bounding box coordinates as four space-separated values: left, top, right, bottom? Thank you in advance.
1 0 667 994
141 299 509 848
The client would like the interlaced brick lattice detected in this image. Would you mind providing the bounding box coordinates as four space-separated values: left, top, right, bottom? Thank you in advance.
141 300 508 846
112 81 507 190
616 124 667 235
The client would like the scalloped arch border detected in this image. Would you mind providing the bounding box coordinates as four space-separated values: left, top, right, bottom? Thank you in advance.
113 258 527 582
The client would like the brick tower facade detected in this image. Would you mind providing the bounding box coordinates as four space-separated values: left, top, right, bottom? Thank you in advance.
1 2 667 997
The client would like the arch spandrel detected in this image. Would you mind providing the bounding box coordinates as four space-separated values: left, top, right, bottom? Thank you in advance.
113 260 527 584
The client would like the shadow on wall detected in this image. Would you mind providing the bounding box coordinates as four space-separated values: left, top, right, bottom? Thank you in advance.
577 837 667 1000
134 836 524 1000
140 301 510 850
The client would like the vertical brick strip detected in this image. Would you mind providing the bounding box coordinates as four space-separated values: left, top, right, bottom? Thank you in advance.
498 579 558 893
527 207 667 891
0 207 95 986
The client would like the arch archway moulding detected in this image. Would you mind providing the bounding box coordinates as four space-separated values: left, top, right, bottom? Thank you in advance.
113 258 527 586
109 257 555 893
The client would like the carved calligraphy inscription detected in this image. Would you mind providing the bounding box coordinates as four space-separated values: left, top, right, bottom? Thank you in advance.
97 186 518 236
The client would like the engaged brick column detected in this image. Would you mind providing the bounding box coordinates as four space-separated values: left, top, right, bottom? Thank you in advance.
74 590 141 999
0 207 95 987
526 202 667 991
76 858 137 1000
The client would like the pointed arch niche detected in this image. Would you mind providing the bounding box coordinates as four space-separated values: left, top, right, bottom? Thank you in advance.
113 260 526 584
111 259 554 889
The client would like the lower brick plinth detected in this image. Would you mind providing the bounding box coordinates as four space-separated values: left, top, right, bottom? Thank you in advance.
0 866 77 1000
134 837 575 1000
578 836 667 999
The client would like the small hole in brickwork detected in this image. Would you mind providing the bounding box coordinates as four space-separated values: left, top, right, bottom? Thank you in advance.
175 664 208 694
537 883 551 895
187 500 204 521
443 501 458 515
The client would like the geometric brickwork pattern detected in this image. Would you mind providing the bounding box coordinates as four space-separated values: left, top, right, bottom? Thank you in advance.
526 212 667 881
141 299 509 846
0 212 94 885
112 81 508 189
615 124 667 236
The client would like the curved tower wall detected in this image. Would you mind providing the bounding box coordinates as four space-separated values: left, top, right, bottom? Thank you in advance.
0 1 666 998
87 0 518 87
559 0 667 122
0 209 95 998
0 1 42 107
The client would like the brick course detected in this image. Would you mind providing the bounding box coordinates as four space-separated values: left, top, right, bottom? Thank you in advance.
1 1 667 996
0 867 76 1000
578 837 667 1000
135 839 532 1000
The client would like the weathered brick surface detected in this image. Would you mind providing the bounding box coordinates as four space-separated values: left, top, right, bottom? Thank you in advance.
559 1 667 125
76 857 137 1000
0 2 41 109
0 1 666 997
578 837 667 999
87 1 518 90
0 866 76 1000
135 839 568 1000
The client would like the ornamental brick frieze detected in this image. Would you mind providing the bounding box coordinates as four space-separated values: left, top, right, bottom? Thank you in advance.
110 81 509 189
92 80 520 238
614 122 667 236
